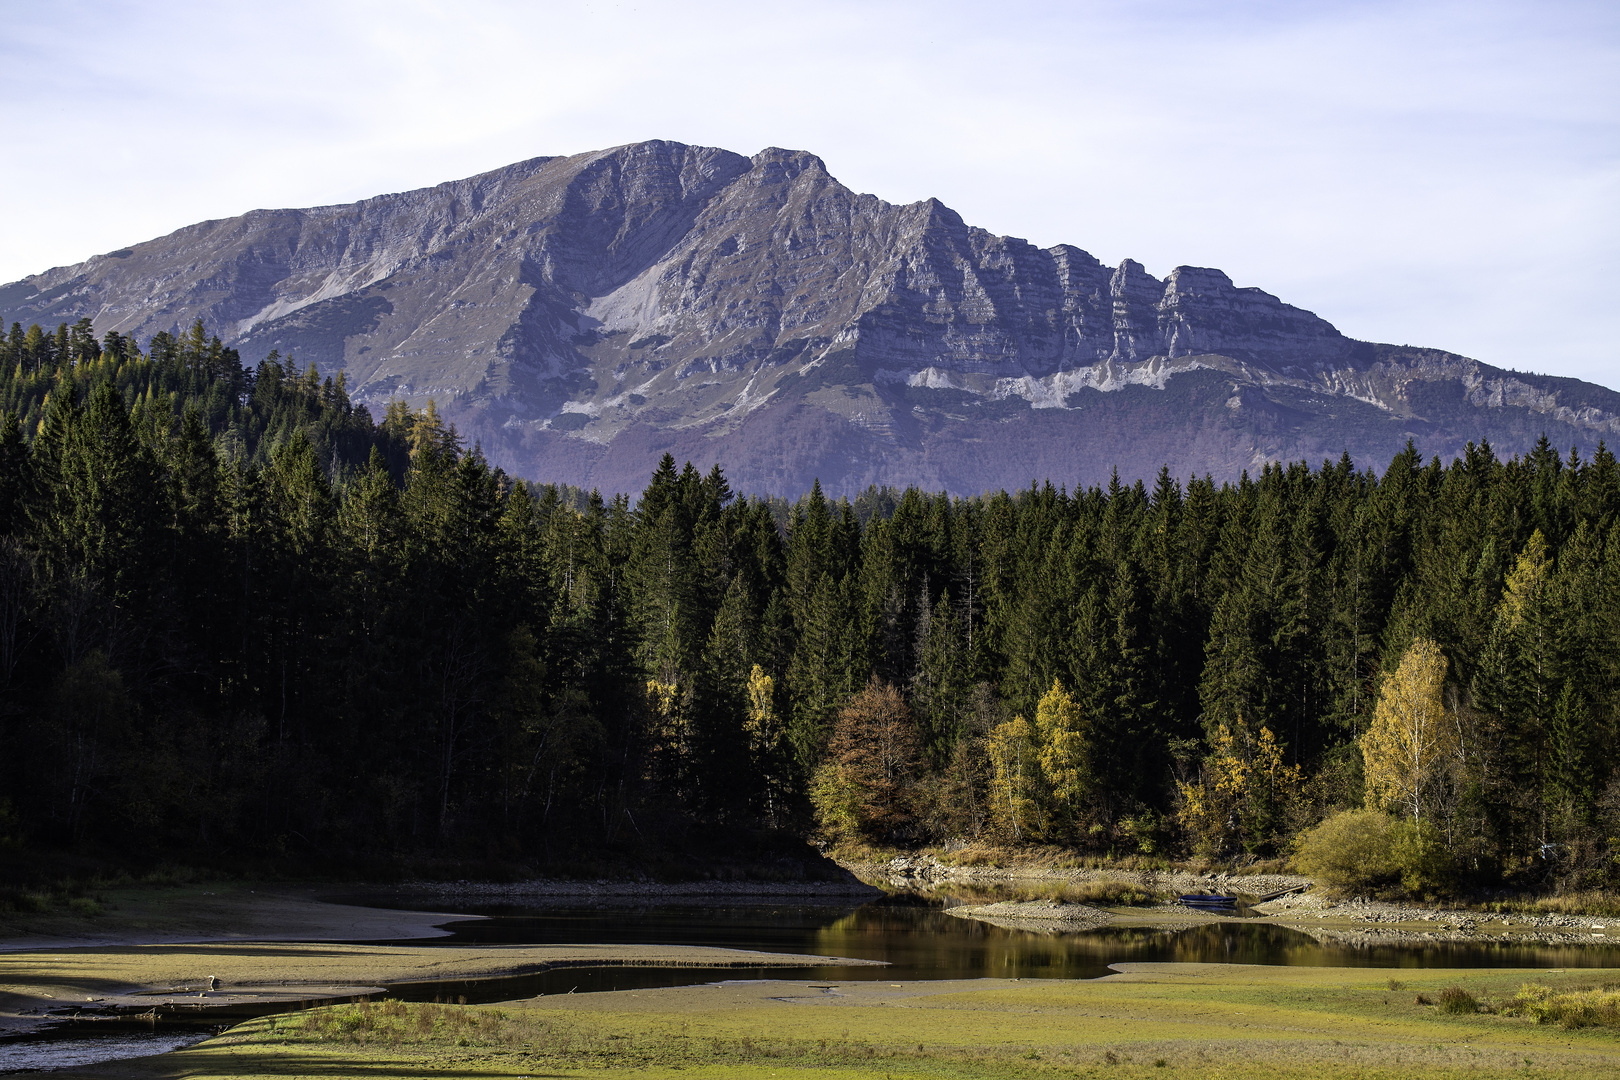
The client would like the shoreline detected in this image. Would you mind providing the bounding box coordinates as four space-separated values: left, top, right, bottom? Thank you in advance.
0 875 883 956
0 886 479 955
0 940 885 1040
389 876 884 905
849 853 1313 899
855 856 1620 947
8 865 1616 959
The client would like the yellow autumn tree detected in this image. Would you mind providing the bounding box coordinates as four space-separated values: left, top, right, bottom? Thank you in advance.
744 664 784 816
1483 529 1558 741
1034 680 1090 830
1361 636 1456 823
745 665 778 753
1498 529 1550 633
988 714 1045 839
409 398 454 457
1177 718 1302 856
645 677 684 774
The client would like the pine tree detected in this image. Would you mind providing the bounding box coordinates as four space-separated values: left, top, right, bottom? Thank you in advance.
1545 680 1593 832
911 590 969 760
788 571 849 769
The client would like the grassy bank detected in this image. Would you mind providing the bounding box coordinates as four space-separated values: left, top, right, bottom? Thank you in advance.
60 963 1620 1079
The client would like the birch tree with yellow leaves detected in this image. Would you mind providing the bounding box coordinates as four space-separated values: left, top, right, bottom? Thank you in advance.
1361 637 1457 824
988 713 1044 840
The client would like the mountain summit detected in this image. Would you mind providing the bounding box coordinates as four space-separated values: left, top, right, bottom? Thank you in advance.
4 140 1616 494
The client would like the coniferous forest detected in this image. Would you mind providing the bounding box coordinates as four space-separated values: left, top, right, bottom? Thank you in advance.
1 319 1619 891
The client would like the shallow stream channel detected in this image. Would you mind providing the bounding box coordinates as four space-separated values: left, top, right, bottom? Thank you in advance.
8 889 1620 1073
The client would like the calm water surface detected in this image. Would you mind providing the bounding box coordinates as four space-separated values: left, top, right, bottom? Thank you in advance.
359 892 1620 996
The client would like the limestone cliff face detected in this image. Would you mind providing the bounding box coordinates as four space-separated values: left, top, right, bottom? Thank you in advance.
3 139 1616 495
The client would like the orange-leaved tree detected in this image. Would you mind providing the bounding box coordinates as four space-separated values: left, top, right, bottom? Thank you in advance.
810 680 922 844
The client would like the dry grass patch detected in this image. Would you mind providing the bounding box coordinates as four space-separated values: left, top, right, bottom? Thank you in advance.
1482 890 1620 919
141 965 1620 1080
1503 983 1620 1029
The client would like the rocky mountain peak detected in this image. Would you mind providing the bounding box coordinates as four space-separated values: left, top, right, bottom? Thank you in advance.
2 138 1616 495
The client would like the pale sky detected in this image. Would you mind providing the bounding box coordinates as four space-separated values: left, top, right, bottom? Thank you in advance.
2 0 1615 387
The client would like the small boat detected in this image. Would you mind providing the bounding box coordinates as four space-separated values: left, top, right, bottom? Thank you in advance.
1177 893 1238 908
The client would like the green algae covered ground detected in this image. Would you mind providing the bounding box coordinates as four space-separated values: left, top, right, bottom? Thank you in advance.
56 962 1620 1079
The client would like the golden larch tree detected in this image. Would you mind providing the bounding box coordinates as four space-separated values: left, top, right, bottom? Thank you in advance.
1177 718 1301 856
1034 679 1090 828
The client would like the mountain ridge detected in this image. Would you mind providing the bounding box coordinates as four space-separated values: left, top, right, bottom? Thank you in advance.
4 139 1616 495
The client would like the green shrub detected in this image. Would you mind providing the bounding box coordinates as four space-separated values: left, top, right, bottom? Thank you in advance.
1292 809 1399 891
67 896 103 917
1438 986 1478 1014
0 890 54 914
1390 818 1456 896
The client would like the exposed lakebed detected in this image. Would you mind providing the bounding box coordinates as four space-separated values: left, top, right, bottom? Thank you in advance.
8 890 1620 1073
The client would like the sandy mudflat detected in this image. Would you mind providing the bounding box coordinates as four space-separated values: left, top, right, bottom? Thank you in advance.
395 876 883 905
0 884 880 1038
0 940 883 1037
0 885 474 954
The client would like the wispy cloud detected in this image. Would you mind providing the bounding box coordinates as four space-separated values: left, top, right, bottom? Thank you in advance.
2 0 1614 385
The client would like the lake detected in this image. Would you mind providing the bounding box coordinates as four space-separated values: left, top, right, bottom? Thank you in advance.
366 891 1620 998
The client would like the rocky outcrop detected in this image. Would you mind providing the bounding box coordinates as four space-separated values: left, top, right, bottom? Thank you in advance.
3 139 1616 495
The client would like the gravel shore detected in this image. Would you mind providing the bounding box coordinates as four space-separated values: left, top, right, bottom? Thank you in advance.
854 854 1620 947
847 853 1311 900
1257 891 1620 946
943 899 1114 933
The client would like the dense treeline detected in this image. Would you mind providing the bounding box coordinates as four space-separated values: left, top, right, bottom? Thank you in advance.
0 320 1617 889
1 317 405 478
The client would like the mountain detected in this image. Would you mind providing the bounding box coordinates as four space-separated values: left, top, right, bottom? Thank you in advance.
4 139 1617 495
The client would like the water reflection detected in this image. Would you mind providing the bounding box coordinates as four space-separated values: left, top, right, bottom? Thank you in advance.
0 1030 213 1073
379 894 1620 980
